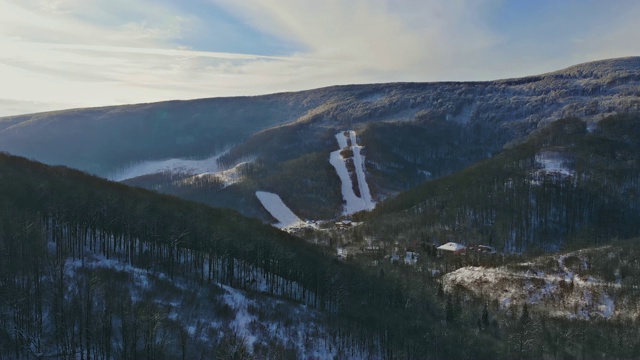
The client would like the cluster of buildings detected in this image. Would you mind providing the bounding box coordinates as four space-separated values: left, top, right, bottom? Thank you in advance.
393 242 498 266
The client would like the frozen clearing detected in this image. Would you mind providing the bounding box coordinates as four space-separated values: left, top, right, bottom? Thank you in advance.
330 131 375 215
111 153 223 181
255 191 305 229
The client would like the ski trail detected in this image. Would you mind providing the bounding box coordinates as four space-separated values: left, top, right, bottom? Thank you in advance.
255 191 305 229
329 130 375 215
349 130 375 211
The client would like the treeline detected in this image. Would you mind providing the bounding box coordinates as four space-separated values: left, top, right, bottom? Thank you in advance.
366 114 640 252
0 153 487 359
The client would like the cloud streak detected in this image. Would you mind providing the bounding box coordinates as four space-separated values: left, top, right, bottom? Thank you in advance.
1 0 639 116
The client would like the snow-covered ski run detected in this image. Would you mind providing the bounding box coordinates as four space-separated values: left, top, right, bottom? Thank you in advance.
329 130 376 215
255 191 306 229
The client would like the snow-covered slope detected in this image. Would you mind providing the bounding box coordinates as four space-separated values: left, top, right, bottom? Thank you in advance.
255 191 306 229
349 131 375 210
330 130 376 215
111 153 224 181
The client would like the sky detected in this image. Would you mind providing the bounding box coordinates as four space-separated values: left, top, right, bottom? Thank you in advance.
1 0 639 117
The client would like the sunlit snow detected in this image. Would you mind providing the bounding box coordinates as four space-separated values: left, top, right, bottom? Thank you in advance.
110 153 223 181
178 161 249 188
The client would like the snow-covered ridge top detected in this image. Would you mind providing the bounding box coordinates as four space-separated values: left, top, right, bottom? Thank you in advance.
550 56 640 78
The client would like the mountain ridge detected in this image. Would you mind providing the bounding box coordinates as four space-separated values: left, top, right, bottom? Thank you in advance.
1 56 639 219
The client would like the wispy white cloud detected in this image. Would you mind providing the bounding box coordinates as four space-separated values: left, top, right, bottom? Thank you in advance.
0 0 639 117
210 0 503 79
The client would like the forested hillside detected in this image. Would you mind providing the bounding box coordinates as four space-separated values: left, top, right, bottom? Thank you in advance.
363 114 640 251
4 153 640 358
0 153 489 359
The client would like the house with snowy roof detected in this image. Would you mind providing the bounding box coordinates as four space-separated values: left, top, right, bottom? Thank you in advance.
437 242 466 255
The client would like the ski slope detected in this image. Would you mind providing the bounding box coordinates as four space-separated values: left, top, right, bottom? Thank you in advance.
111 153 223 181
255 191 305 229
329 131 375 215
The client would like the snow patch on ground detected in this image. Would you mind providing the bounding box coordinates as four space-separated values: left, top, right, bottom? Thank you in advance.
64 252 154 301
534 150 574 177
255 191 305 229
600 294 615 319
330 130 376 215
221 285 258 352
213 162 247 187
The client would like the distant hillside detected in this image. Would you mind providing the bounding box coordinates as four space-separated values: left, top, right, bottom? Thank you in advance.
1 57 639 219
0 92 342 176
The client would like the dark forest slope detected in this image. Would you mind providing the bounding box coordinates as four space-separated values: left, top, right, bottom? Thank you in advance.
362 114 640 252
0 153 493 359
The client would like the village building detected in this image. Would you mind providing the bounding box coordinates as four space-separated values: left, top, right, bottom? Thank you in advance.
436 242 466 255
